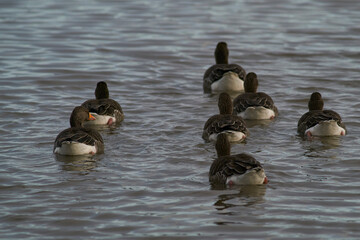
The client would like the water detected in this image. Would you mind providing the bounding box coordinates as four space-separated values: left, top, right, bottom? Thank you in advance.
1 0 360 239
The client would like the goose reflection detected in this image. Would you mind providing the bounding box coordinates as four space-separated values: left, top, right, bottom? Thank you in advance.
213 185 267 211
87 123 120 133
299 135 342 156
206 92 242 101
318 135 342 148
55 154 99 174
244 119 274 128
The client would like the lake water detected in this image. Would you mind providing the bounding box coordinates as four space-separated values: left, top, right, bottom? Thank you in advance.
1 0 360 239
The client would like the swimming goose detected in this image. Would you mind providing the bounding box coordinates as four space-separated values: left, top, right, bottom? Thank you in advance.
53 106 104 155
81 81 124 125
209 133 268 186
203 42 246 93
297 92 346 137
233 72 278 120
202 92 248 142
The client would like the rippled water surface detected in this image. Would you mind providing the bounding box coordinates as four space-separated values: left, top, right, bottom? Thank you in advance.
1 0 360 239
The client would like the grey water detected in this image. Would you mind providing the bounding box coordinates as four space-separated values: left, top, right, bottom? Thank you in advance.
1 0 360 239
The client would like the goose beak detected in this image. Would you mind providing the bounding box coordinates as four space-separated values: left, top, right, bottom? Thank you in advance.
263 176 269 184
89 113 96 121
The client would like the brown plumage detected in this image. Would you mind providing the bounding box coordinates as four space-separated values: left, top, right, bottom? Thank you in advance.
53 106 104 155
209 133 265 185
233 72 278 118
297 92 346 136
202 92 248 142
203 42 246 93
81 81 124 123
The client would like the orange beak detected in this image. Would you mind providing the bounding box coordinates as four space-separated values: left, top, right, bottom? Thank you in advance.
263 176 269 184
88 113 96 121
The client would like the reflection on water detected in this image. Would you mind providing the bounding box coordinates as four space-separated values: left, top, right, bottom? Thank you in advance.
299 135 342 157
84 123 122 134
244 119 274 128
316 136 342 148
213 185 267 211
55 154 99 173
206 91 243 100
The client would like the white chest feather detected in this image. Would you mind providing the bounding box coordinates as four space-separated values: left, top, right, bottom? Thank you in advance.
226 168 266 185
305 120 346 136
239 106 275 120
209 131 246 143
54 141 97 155
211 71 244 92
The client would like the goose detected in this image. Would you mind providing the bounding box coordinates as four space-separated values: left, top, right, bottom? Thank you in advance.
81 81 124 125
53 106 104 155
233 72 278 120
297 92 346 137
203 92 248 142
203 42 246 93
209 133 268 185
